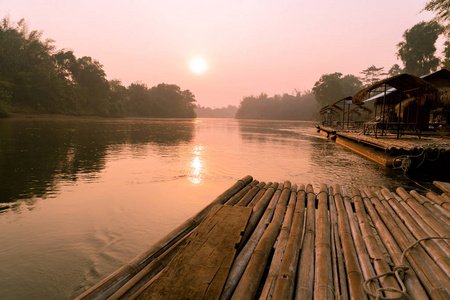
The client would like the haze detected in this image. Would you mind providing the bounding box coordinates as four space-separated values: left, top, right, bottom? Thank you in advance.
0 0 435 107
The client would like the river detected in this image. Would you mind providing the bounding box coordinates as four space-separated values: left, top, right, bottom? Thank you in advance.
0 117 434 299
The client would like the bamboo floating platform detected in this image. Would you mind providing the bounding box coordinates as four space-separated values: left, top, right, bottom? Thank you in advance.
76 176 450 300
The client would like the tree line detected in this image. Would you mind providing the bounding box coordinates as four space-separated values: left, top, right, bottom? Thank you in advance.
0 18 196 118
235 92 316 120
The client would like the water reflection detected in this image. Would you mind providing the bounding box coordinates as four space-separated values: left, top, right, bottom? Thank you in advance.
188 146 204 184
0 118 195 206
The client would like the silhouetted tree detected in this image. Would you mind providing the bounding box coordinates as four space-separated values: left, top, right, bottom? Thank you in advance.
397 21 442 76
423 0 450 31
387 64 403 77
312 73 363 107
360 65 386 86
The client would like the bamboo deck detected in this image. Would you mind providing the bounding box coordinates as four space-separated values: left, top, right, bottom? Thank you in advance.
77 176 450 300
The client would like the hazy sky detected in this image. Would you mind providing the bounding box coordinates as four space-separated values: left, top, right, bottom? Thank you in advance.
0 0 438 107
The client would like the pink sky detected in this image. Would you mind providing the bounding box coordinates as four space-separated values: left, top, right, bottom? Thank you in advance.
0 0 438 108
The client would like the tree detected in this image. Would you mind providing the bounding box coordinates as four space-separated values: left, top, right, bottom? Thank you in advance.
387 64 403 77
397 21 442 76
360 65 386 86
443 37 450 70
312 73 363 107
423 0 450 31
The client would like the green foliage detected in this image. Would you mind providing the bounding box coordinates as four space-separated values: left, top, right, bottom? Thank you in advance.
235 91 317 120
0 17 197 118
397 21 442 76
360 65 386 86
195 105 238 118
312 73 363 107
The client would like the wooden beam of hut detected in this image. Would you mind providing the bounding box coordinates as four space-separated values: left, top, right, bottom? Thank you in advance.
295 184 317 300
271 184 306 300
231 183 293 300
353 74 438 105
220 182 283 300
360 190 429 299
351 188 402 299
365 188 450 299
259 185 298 300
333 185 366 299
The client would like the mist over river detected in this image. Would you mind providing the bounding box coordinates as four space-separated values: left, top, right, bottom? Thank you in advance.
0 117 437 299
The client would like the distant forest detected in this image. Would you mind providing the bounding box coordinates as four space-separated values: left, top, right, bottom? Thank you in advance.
0 18 196 118
235 92 317 120
195 105 238 118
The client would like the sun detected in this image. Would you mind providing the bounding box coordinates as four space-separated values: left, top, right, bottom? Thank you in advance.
189 57 208 75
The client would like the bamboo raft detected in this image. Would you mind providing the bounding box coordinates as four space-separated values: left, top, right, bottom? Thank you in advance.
76 176 450 300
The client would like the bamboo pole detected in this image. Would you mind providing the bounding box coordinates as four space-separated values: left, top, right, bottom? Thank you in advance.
272 185 306 300
314 184 333 300
360 189 428 300
410 190 450 223
239 183 279 247
295 184 316 300
351 188 402 299
333 185 366 300
225 180 258 206
364 188 450 299
108 232 191 300
375 189 450 289
249 182 275 207
259 184 297 300
396 188 450 238
76 175 253 300
442 193 450 202
425 191 450 215
220 182 283 300
433 181 450 198
390 189 450 271
236 182 266 206
231 183 292 300
342 188 380 296
329 186 349 300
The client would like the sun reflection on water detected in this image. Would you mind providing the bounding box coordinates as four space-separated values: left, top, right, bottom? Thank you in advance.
188 146 204 184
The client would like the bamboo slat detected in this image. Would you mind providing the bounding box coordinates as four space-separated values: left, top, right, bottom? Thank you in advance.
249 182 276 207
351 188 402 299
360 190 429 300
409 190 450 223
295 184 316 300
236 182 266 206
314 184 333 300
333 185 366 300
329 187 349 300
271 185 306 300
433 181 450 198
225 180 258 206
365 188 450 299
259 185 297 300
231 183 292 300
342 188 380 296
425 191 450 214
220 182 283 300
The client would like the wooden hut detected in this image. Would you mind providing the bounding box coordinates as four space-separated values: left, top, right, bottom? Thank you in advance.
319 96 369 130
353 73 439 138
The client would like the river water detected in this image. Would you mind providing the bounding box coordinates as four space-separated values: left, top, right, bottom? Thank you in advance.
0 117 435 299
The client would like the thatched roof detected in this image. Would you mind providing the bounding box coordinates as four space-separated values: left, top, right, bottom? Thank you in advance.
319 96 353 115
440 90 450 107
353 74 439 105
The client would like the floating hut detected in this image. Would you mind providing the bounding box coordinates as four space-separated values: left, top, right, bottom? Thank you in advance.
317 69 450 172
76 176 450 300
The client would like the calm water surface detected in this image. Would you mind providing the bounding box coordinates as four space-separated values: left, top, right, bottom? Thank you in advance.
0 118 436 299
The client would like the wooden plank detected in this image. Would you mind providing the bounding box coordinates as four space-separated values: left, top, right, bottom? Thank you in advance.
135 205 252 300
